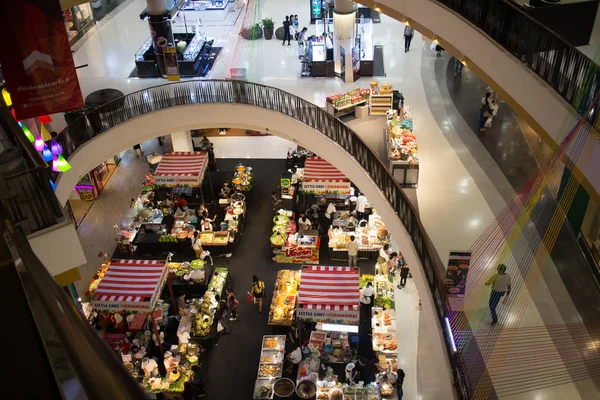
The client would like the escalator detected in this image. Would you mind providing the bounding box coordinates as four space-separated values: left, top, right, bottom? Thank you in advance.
0 261 63 399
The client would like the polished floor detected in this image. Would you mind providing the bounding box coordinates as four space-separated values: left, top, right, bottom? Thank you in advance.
56 1 600 398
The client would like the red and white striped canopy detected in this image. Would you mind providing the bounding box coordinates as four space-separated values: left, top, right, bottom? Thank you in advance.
303 156 348 182
91 259 168 312
298 265 360 310
154 152 207 187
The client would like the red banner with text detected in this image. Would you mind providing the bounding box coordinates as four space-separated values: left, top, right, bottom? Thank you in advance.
0 0 84 119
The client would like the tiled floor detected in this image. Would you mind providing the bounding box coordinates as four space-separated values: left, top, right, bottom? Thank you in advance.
54 1 600 398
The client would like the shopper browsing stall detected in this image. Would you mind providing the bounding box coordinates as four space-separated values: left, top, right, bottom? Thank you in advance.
346 235 359 267
298 212 312 231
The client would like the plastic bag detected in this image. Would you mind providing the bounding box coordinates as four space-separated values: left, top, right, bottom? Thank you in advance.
484 117 493 128
247 291 254 303
217 321 224 333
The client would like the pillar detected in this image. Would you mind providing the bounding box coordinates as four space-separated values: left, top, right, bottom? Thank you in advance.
146 0 174 77
333 0 356 83
170 131 194 152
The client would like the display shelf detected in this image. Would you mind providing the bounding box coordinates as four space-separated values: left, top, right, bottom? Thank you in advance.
333 99 368 111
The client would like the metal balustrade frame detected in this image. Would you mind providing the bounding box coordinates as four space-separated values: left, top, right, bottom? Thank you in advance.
435 0 600 124
56 79 470 397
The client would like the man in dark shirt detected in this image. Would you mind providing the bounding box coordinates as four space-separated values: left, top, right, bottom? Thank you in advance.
282 16 291 45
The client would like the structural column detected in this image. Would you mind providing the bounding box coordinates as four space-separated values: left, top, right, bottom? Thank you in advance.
333 0 356 83
170 131 194 152
146 0 174 77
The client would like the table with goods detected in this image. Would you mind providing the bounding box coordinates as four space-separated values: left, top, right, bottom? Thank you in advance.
369 81 393 116
253 335 287 399
167 260 212 298
190 267 229 347
325 87 371 117
273 229 320 265
328 212 390 254
386 105 419 188
268 269 301 326
142 342 201 395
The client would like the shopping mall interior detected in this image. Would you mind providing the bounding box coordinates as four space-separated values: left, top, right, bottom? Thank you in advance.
1 0 600 399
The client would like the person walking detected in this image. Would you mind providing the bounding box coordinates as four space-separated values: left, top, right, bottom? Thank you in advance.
192 231 203 259
399 264 409 289
282 16 292 46
403 25 414 52
392 369 405 399
227 288 239 321
454 57 464 77
251 275 266 312
477 91 492 132
346 235 359 268
215 294 231 334
485 264 512 325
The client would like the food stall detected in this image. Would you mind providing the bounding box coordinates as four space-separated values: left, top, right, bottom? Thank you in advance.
232 163 254 192
301 157 351 195
296 265 360 325
190 267 229 347
268 270 301 326
168 259 213 298
273 227 320 264
325 88 370 118
328 210 390 258
154 151 212 202
253 335 287 399
386 105 419 188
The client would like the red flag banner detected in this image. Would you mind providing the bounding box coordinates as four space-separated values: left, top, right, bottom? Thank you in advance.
0 0 84 119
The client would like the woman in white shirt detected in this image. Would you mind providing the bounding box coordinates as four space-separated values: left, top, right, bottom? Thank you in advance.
192 231 203 259
377 244 390 274
201 219 213 232
325 202 336 223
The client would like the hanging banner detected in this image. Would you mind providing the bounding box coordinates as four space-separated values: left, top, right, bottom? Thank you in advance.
164 46 180 81
444 251 472 297
0 0 84 119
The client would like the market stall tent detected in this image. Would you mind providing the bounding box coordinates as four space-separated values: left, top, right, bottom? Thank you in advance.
296 265 360 325
154 151 208 187
301 156 351 194
91 259 169 313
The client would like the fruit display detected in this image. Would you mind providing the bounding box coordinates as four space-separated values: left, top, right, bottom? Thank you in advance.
158 234 178 243
388 112 418 162
86 259 110 297
344 385 381 400
168 260 205 279
326 88 370 110
268 270 301 326
374 275 395 307
360 274 375 288
200 231 230 246
191 268 228 337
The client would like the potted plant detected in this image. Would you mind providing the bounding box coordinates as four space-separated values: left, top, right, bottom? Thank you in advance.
240 23 263 40
261 18 274 40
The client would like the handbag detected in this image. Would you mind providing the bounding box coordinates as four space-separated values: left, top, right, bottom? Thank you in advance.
247 291 254 302
483 110 492 118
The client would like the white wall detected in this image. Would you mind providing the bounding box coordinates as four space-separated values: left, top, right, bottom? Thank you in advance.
54 102 455 396
28 221 87 277
210 136 295 159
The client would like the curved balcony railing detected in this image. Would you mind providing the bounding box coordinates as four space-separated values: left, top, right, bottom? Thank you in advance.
56 79 469 398
435 0 600 124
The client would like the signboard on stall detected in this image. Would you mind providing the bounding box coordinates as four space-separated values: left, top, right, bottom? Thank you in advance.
273 246 319 264
164 46 180 81
154 175 201 187
301 181 351 195
296 306 360 325
0 0 84 119
444 251 472 297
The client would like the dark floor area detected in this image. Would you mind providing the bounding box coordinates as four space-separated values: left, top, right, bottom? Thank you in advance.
442 58 541 194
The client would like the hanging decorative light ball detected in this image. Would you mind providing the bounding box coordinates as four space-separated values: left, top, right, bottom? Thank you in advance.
42 145 53 162
50 138 63 156
52 155 60 172
57 155 72 172
22 125 35 142
34 135 45 151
